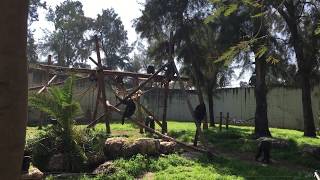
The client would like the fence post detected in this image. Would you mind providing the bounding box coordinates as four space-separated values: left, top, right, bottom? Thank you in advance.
226 112 229 130
219 112 222 132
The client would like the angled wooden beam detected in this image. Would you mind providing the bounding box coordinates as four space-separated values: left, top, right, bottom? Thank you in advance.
37 74 57 94
38 64 189 82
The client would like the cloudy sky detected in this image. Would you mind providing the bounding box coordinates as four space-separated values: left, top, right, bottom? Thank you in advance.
32 0 144 44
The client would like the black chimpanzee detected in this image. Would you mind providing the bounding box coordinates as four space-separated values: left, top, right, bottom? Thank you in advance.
145 116 155 130
121 98 136 125
194 103 206 124
164 63 176 82
255 138 272 164
89 72 98 82
147 65 155 74
22 150 32 173
115 75 124 85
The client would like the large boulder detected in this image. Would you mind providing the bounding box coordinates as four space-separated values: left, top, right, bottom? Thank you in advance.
21 167 44 180
93 161 116 175
47 153 64 172
130 138 160 156
301 146 320 159
104 137 130 159
159 141 176 154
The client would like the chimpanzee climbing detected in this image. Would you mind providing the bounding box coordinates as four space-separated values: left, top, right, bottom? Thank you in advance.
255 138 272 164
164 62 176 82
147 65 155 74
89 72 98 82
145 115 155 130
121 98 136 125
194 103 206 124
115 75 124 85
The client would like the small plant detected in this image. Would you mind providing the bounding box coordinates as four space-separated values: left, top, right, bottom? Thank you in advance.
29 76 87 172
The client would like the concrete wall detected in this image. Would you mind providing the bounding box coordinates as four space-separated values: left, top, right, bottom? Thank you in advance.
28 70 320 130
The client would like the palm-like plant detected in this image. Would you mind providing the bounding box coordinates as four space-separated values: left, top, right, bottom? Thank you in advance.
29 76 86 172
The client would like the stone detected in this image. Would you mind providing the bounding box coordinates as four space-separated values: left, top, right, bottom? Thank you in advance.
271 139 290 149
130 138 160 156
104 137 129 159
47 153 64 172
301 146 320 159
93 161 116 175
21 167 44 180
159 141 176 154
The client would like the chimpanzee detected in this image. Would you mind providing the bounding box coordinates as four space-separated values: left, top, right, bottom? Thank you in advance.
89 72 98 82
255 138 272 164
145 116 155 130
22 150 32 173
164 63 176 82
121 98 136 125
115 75 124 85
147 65 155 74
194 103 206 124
48 116 57 125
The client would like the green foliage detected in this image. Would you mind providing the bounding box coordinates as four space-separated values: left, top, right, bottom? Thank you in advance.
93 8 132 70
42 0 92 67
29 76 87 172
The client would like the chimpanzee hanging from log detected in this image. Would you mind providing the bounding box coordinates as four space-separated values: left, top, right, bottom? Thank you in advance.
121 98 136 125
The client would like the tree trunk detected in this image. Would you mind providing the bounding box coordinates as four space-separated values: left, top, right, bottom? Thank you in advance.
254 51 271 137
301 73 316 137
207 87 215 127
277 1 316 137
0 0 28 179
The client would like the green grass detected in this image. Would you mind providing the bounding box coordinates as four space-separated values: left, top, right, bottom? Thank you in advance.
26 121 320 180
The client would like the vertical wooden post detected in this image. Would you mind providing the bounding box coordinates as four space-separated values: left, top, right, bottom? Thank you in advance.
162 81 169 134
166 31 202 146
219 112 223 132
226 112 229 130
94 35 111 134
135 78 144 134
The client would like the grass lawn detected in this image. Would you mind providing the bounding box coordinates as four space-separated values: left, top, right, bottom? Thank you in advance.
26 121 320 179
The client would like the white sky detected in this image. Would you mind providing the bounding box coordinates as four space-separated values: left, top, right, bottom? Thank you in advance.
31 0 144 45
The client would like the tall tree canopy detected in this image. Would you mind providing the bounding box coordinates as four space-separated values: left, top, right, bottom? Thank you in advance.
207 0 320 137
27 0 46 63
93 8 132 70
42 0 92 67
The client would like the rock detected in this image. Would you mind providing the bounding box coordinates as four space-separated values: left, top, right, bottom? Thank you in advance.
301 146 320 159
104 137 129 159
271 139 290 149
47 153 64 172
21 167 44 180
159 141 176 154
93 161 116 175
130 138 160 156
87 154 106 169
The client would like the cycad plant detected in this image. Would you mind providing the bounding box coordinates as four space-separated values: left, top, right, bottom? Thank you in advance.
29 76 87 172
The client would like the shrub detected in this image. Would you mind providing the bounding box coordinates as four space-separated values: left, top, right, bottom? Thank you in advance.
29 76 87 172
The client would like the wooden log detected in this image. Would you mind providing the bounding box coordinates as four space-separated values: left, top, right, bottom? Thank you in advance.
315 171 320 180
130 117 215 156
29 77 88 91
166 31 202 147
136 101 162 127
38 64 189 82
94 35 110 134
226 112 229 130
219 112 223 132
162 82 169 134
37 75 57 94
